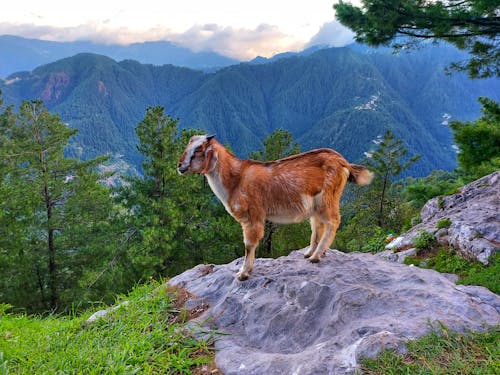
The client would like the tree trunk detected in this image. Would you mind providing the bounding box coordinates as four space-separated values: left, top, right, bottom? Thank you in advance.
35 265 47 309
378 171 389 228
262 222 275 258
44 183 58 311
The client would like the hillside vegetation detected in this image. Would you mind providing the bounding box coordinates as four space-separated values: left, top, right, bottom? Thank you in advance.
2 45 498 175
0 281 217 375
1 90 498 314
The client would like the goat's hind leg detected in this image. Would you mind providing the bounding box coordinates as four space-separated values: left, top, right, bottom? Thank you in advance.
304 216 324 258
309 216 339 263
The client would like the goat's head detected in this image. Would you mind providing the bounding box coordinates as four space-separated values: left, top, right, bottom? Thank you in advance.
177 134 217 175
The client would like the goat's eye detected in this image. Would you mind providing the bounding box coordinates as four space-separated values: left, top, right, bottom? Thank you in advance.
195 145 202 152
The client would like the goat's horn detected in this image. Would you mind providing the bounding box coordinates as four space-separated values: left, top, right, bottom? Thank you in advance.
206 134 216 141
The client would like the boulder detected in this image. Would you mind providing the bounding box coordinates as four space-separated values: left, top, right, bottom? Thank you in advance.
169 249 500 375
385 171 500 264
86 301 129 323
377 247 417 263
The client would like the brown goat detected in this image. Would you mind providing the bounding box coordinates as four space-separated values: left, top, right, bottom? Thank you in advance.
178 135 373 280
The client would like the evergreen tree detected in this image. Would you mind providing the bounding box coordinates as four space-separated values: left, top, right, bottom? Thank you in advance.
450 97 500 179
335 131 419 252
120 106 240 279
0 100 117 312
249 128 300 162
365 130 420 228
334 0 500 78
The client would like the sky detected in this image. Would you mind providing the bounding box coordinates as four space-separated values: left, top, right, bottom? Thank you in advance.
0 0 357 60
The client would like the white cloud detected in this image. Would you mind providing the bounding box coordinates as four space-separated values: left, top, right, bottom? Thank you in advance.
0 22 307 60
0 19 356 61
0 22 172 45
1 1 363 60
168 23 304 59
306 21 355 48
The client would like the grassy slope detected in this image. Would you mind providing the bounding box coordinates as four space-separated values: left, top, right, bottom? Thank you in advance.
0 281 216 375
360 325 499 375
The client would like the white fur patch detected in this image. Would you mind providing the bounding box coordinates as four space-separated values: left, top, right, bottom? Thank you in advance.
205 171 233 216
179 135 207 169
267 194 316 224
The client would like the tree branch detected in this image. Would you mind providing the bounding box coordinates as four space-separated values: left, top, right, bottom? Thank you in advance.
86 228 137 289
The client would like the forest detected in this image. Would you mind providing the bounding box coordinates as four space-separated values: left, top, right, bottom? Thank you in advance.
0 89 498 314
2 44 499 179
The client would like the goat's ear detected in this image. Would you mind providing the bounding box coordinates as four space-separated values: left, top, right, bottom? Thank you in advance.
206 134 216 141
201 147 218 174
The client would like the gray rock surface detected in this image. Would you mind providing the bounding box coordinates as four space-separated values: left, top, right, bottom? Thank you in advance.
377 247 417 263
86 301 129 323
385 171 500 264
169 249 500 375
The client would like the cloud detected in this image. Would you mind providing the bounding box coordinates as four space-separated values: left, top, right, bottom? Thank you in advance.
0 22 174 45
0 22 305 60
305 21 355 48
168 23 304 59
0 19 355 60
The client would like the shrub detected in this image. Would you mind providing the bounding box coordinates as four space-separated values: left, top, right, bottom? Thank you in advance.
436 218 452 229
360 228 388 253
413 230 437 250
437 196 445 209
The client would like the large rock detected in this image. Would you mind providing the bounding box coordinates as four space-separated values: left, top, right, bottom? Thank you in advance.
386 171 500 264
169 249 500 375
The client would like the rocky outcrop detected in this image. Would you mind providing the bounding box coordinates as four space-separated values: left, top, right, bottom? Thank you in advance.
385 171 500 264
169 249 500 375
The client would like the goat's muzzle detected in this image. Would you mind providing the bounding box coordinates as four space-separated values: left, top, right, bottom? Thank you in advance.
177 164 188 174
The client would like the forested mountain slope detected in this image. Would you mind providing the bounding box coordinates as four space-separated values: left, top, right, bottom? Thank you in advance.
2 45 498 175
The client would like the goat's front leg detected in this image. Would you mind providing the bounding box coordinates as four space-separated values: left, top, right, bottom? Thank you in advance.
237 221 264 281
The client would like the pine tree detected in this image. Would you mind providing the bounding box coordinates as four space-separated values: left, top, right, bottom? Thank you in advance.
0 100 117 312
120 106 240 279
334 0 500 78
450 97 500 179
335 131 419 252
365 130 420 228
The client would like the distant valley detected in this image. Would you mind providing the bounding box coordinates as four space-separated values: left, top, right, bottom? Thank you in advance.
1 42 499 176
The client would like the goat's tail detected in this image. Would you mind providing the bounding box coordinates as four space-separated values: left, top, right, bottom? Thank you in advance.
348 164 374 186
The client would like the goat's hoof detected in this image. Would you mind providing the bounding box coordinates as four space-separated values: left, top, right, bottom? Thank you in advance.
309 257 320 263
304 253 311 258
237 271 250 281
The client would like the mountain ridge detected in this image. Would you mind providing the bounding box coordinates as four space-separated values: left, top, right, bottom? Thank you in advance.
1 45 498 176
0 34 239 78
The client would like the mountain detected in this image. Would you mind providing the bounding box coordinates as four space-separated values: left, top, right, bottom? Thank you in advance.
1 45 498 176
248 45 328 64
0 35 239 78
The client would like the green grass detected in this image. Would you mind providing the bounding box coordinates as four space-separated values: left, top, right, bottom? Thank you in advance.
412 230 437 251
385 249 500 373
436 218 451 229
360 325 500 375
0 281 216 375
428 250 500 293
405 248 500 294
